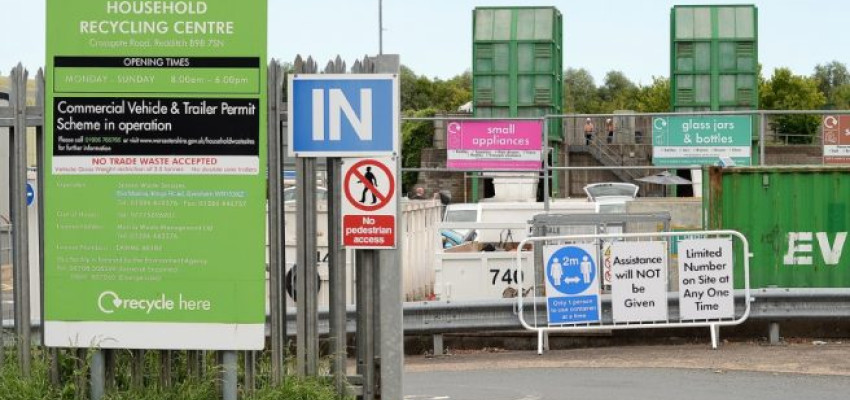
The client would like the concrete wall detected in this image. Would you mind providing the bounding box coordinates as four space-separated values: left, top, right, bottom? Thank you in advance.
626 197 703 229
764 145 822 165
415 147 468 203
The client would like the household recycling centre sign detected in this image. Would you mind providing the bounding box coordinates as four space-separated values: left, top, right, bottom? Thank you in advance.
43 0 267 350
652 116 752 166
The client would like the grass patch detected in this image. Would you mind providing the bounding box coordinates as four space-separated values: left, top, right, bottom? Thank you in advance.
0 347 351 400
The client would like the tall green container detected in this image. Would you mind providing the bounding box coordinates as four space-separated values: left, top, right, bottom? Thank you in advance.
670 5 758 112
472 6 563 141
705 166 850 289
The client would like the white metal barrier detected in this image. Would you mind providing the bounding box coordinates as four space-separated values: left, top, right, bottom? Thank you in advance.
276 198 442 307
516 230 753 353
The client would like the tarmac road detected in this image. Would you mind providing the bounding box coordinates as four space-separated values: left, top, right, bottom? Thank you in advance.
406 368 850 400
404 342 850 400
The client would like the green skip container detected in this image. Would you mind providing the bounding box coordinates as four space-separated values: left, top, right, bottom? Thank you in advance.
705 166 850 288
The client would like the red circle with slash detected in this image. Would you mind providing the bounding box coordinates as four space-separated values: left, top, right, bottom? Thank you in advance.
344 159 395 212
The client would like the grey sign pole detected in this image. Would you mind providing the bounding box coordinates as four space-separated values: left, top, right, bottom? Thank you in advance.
351 55 378 400
10 64 32 376
318 56 349 394
90 351 105 400
33 69 59 386
267 60 286 384
328 156 347 393
221 351 237 400
295 156 319 377
293 56 320 377
356 249 375 400
374 54 404 400
0 88 7 370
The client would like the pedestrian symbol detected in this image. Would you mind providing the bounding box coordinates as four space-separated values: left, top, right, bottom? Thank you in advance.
344 158 396 212
358 166 379 204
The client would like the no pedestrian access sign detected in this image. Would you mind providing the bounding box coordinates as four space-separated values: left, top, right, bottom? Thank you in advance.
342 157 397 249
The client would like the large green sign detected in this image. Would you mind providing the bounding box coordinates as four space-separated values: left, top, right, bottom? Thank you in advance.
652 116 752 166
45 0 267 350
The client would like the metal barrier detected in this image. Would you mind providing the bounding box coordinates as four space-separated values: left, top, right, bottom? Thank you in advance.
517 230 753 353
6 288 847 336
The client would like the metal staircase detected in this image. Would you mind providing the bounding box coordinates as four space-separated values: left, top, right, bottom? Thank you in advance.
582 135 644 183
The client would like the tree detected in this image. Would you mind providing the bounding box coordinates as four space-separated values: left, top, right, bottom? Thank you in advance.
761 68 826 143
400 108 436 192
400 65 434 112
400 65 471 112
598 71 638 112
813 61 850 108
831 84 850 109
635 77 670 113
563 68 600 113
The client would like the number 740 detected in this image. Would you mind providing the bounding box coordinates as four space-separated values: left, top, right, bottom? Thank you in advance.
490 268 523 285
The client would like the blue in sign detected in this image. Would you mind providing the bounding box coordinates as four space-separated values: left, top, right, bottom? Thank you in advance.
289 76 397 157
26 183 35 206
546 246 596 295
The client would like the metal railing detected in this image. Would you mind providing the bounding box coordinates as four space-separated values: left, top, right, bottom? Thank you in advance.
516 230 753 353
5 288 848 335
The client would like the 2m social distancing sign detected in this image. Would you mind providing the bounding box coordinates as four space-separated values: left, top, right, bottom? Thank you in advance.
544 244 601 324
341 157 397 249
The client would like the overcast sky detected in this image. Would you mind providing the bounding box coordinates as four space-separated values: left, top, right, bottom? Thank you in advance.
1 0 847 84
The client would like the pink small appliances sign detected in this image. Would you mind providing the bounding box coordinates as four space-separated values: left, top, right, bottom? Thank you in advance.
446 120 543 170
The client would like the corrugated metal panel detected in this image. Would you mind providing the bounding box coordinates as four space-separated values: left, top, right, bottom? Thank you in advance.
472 6 562 141
671 5 758 111
706 166 850 289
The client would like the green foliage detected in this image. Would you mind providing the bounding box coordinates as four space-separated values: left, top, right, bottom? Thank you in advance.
598 71 639 111
0 349 61 400
0 347 349 400
761 67 826 143
635 77 671 113
564 69 669 114
401 108 436 193
563 68 600 113
831 84 850 109
252 377 343 400
813 61 850 108
400 66 470 112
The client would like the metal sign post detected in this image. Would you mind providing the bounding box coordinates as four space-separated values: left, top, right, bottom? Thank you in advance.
267 60 286 385
10 64 32 376
288 54 401 399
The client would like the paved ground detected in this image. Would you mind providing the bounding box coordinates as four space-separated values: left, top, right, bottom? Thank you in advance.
405 340 850 376
405 368 850 400
405 341 850 400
